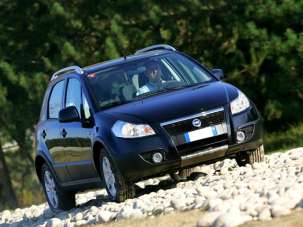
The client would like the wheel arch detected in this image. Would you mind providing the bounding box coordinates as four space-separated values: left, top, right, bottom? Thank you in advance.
35 154 46 182
35 152 59 185
92 139 106 177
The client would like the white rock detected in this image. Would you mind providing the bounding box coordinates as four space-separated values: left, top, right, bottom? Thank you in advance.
288 148 303 160
196 211 222 227
130 209 145 219
117 207 144 220
171 199 187 211
75 220 88 226
258 208 271 221
208 199 223 211
3 148 303 227
214 161 225 171
96 211 114 223
199 165 215 175
2 210 11 220
213 210 252 227
133 199 154 213
271 205 291 217
194 197 208 209
89 206 98 214
164 207 174 214
46 218 63 227
202 189 217 199
74 212 83 221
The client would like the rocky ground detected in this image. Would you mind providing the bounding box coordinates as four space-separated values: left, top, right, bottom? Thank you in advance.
0 148 303 227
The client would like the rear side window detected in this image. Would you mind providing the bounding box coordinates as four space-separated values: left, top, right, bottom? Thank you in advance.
65 79 81 115
48 80 64 119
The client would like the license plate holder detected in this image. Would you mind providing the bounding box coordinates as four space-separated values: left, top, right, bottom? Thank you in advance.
184 123 227 143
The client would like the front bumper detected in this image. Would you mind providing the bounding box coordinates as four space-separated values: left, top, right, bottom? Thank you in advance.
110 104 263 182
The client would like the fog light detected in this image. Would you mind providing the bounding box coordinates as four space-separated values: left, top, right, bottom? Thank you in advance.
152 152 163 163
237 131 246 143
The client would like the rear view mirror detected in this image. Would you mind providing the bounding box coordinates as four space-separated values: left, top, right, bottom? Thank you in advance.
211 68 224 80
59 106 80 123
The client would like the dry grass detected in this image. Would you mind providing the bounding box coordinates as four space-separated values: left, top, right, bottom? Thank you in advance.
243 209 303 227
91 208 303 227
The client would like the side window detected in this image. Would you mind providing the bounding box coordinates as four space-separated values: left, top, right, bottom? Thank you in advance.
65 79 81 114
82 90 91 120
40 89 50 121
48 81 65 119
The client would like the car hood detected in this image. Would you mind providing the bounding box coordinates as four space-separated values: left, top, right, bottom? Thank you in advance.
102 81 239 124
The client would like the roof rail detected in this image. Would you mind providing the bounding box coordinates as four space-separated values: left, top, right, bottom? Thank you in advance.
135 44 176 55
51 66 84 81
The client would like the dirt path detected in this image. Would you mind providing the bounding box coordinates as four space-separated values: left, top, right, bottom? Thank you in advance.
96 209 303 227
1 148 303 227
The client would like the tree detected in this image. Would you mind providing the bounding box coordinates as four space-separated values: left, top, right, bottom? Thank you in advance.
0 137 18 208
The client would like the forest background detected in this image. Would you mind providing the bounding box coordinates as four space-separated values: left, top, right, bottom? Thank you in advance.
0 0 302 210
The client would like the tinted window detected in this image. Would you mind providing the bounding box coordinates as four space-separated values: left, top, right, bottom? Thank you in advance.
66 79 81 114
48 81 64 119
40 89 50 121
166 54 211 83
85 53 214 110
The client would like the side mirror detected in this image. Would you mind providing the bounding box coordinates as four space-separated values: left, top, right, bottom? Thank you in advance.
59 106 80 123
211 68 224 80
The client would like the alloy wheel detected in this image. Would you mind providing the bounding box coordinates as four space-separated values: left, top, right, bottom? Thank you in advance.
44 170 58 209
102 156 117 198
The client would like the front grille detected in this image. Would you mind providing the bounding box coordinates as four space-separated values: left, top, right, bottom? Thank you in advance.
163 110 225 136
162 108 228 156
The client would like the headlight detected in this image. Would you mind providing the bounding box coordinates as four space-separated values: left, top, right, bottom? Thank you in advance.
230 91 250 115
112 120 156 138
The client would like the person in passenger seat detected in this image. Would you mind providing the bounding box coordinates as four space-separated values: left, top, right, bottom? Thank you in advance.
136 60 164 95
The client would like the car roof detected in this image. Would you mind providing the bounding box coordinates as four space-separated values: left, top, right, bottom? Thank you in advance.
48 48 178 85
83 49 172 74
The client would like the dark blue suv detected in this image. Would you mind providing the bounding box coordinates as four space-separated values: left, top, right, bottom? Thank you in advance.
35 45 264 211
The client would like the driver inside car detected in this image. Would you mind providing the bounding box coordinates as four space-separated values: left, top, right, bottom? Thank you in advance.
136 60 165 95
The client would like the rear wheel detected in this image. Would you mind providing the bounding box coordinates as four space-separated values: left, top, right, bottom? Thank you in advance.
41 164 75 212
170 167 194 181
99 149 135 202
236 145 265 166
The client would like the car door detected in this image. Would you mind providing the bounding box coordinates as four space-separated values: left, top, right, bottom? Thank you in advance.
61 77 98 181
39 79 70 182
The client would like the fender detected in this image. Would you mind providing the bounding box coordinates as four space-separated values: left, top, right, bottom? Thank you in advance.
35 141 70 187
92 137 123 177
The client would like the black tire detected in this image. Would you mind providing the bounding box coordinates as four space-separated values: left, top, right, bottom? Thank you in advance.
41 164 75 212
99 149 135 202
236 145 265 166
170 168 194 182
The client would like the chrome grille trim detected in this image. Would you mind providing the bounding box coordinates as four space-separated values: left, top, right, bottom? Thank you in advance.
181 145 228 161
160 107 224 127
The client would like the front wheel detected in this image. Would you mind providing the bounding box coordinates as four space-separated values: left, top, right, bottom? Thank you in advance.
236 145 265 166
41 164 75 212
99 150 135 202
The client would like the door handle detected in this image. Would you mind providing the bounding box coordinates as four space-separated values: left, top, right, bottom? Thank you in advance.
41 130 47 139
61 129 67 138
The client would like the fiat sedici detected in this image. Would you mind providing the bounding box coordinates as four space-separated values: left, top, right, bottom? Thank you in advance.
35 45 264 211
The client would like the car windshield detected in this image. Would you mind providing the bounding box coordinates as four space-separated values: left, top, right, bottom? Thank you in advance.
86 53 215 109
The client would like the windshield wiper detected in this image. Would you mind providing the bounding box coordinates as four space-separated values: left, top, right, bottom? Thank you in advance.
183 82 209 89
134 82 210 100
100 100 129 109
163 82 209 91
135 89 170 100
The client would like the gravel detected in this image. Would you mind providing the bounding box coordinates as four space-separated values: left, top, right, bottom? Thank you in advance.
0 147 303 227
